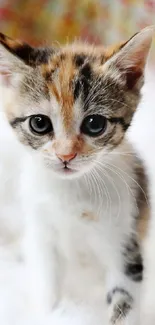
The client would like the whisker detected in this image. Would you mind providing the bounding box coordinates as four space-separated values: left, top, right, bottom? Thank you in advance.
95 161 121 222
108 160 148 206
92 168 105 216
106 163 139 215
92 163 112 220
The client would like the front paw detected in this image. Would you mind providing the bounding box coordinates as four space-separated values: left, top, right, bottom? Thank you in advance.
107 288 133 325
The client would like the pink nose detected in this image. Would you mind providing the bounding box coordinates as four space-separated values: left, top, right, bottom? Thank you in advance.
57 153 77 162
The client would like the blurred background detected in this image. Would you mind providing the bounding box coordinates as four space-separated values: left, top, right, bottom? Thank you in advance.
0 0 155 63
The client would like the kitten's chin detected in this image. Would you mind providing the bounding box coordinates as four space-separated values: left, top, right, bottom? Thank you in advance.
50 165 92 179
57 167 78 178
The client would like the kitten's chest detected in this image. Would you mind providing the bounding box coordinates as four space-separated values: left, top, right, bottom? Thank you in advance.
38 182 98 240
33 179 131 261
24 161 136 263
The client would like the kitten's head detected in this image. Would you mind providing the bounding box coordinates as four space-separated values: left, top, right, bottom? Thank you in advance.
0 27 153 178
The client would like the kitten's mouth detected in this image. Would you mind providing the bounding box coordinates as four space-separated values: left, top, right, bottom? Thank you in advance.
53 162 90 178
62 165 76 174
59 161 77 174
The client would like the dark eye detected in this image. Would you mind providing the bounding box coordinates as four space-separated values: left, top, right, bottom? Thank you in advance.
29 115 53 135
81 114 107 137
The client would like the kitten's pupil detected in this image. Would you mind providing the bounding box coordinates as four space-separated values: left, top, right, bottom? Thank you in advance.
81 115 107 137
29 115 53 135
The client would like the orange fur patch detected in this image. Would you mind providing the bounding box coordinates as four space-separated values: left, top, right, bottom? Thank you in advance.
42 55 77 130
58 57 75 129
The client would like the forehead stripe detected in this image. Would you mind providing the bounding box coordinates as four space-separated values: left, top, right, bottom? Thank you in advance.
48 82 61 103
74 54 87 67
73 79 81 101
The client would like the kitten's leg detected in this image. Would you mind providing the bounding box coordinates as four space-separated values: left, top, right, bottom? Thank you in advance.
23 213 59 315
106 273 139 324
106 241 142 324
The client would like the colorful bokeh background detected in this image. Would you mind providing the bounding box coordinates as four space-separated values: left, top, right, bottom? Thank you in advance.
0 0 155 62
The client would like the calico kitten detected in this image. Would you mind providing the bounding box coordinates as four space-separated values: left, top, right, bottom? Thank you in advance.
0 27 153 324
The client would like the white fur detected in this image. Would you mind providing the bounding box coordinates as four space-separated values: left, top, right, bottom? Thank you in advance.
0 90 142 324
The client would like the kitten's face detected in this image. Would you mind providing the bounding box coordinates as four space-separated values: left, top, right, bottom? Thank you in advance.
0 28 153 178
8 52 133 178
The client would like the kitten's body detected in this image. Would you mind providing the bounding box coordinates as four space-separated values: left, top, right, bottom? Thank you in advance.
21 139 140 306
0 28 153 324
0 115 142 324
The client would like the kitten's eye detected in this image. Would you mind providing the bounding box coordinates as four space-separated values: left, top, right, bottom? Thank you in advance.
29 115 53 135
81 115 107 137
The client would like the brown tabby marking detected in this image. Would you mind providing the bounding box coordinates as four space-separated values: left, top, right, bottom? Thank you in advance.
138 206 150 241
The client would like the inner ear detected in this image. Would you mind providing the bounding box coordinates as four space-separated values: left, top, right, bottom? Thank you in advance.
123 68 142 90
104 26 154 90
0 32 54 67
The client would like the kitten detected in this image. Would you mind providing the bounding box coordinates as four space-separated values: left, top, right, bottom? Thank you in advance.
0 27 153 325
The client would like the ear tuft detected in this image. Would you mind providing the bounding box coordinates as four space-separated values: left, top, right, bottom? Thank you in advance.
118 26 154 68
107 26 155 90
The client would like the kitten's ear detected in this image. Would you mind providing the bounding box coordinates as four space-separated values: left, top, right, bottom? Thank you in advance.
105 26 154 90
0 33 53 84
